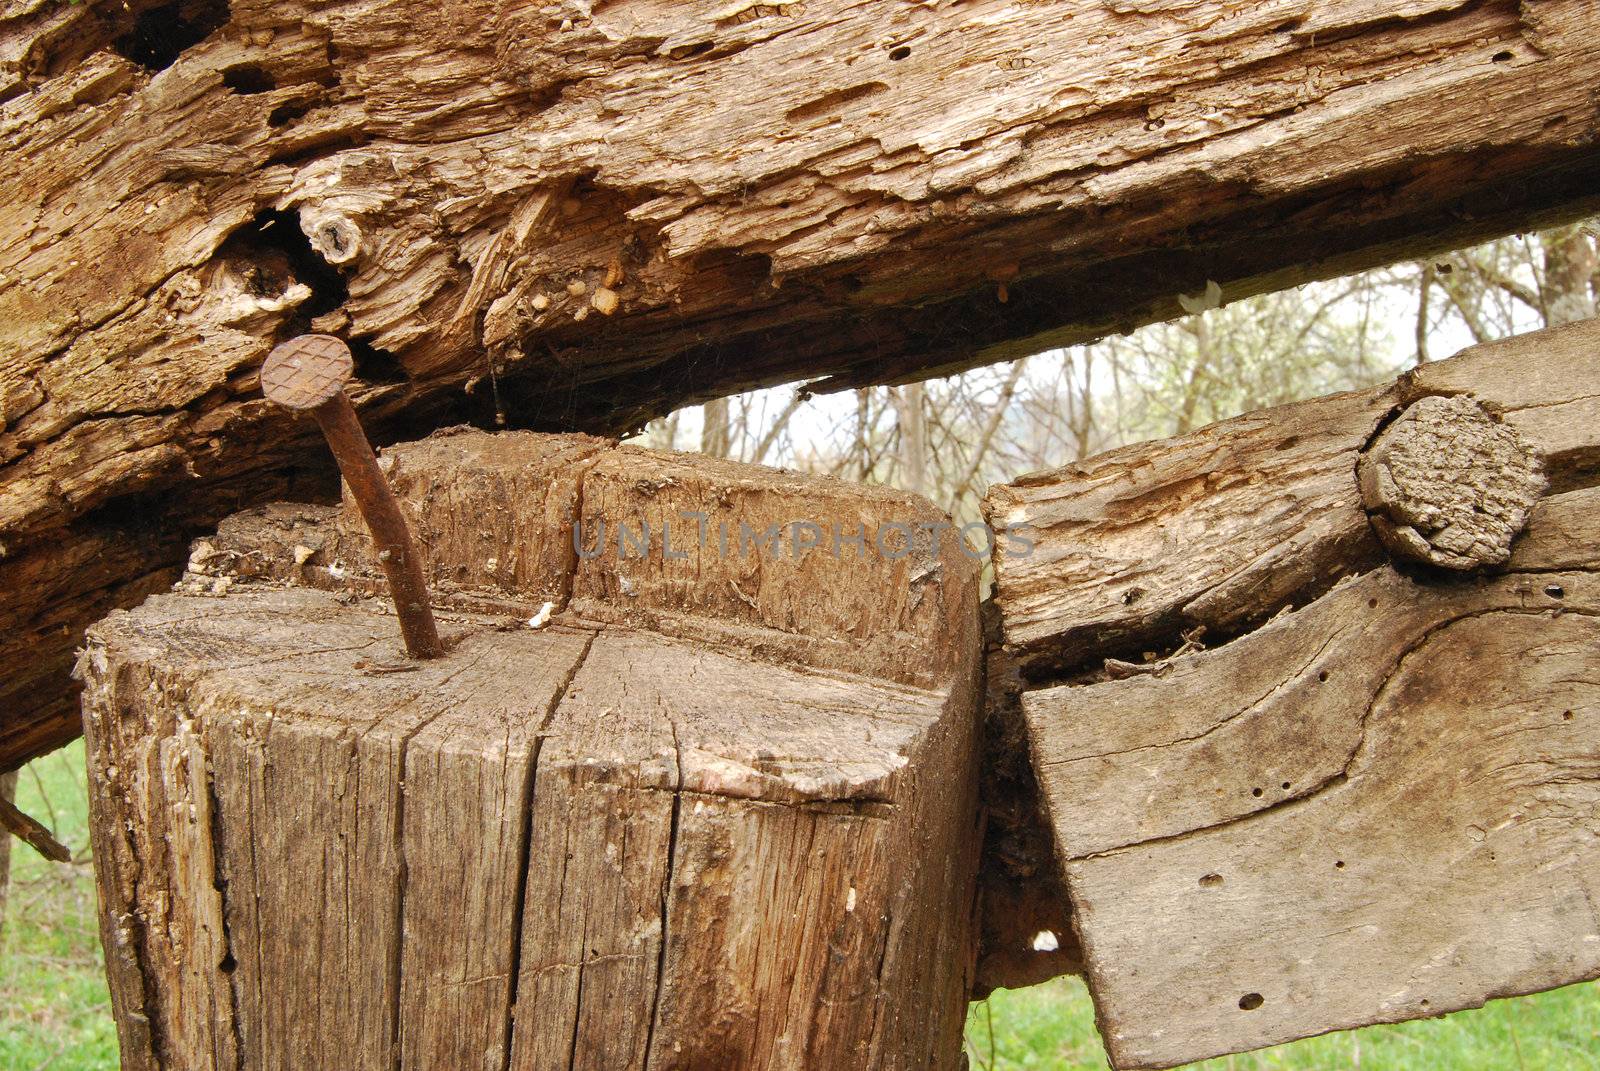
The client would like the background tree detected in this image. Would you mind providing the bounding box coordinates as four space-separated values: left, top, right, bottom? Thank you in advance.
0 772 14 941
636 220 1599 543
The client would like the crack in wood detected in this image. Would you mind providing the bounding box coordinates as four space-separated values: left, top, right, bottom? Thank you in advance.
989 325 1600 1067
640 716 684 1071
504 627 595 1071
7 0 1600 768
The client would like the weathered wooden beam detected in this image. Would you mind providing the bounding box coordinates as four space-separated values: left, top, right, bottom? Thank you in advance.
5 0 1600 768
984 318 1600 1069
79 431 984 1070
986 317 1600 679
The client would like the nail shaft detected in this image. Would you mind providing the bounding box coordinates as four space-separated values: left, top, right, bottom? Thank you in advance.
313 392 445 658
261 334 444 659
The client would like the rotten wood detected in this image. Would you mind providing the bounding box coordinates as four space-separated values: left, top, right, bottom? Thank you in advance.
985 317 1600 680
1357 393 1546 569
984 319 1600 1068
971 608 1082 996
79 430 984 1070
7 0 1600 769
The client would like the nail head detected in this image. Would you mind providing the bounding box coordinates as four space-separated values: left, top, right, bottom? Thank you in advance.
262 334 354 410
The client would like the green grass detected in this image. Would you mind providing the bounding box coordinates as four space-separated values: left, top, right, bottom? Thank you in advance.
2 741 1597 1069
0 742 117 1071
965 975 1600 1071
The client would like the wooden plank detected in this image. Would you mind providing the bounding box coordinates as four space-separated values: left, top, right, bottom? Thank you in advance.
9 0 1600 769
512 628 979 1068
1040 549 1600 1067
569 445 982 690
986 317 1600 678
985 321 1600 1068
190 432 983 690
336 429 614 603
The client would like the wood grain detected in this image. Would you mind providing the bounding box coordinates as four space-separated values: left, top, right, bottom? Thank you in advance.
8 0 1600 769
986 318 1600 679
1044 555 1600 1067
984 320 1600 1068
79 437 983 1070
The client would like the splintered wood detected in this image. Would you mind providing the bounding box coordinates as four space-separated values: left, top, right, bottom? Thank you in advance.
80 433 982 1070
985 320 1600 1069
8 0 1600 772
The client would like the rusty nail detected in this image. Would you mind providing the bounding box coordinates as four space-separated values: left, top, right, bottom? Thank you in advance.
261 334 445 659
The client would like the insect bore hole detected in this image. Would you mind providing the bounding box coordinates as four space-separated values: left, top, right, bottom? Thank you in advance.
222 65 275 94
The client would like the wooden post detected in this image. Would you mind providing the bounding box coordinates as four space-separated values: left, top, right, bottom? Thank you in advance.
985 320 1600 1069
79 432 983 1070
